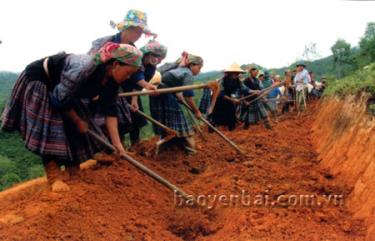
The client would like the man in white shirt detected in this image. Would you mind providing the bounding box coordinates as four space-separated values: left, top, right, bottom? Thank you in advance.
293 62 310 111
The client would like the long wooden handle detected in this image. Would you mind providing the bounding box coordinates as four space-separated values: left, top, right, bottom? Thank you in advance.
238 80 286 102
136 110 177 136
118 81 217 97
245 81 287 105
180 101 245 155
87 130 192 200
206 80 220 115
183 104 207 141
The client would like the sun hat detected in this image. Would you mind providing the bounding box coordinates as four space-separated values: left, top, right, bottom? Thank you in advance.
224 62 245 73
296 61 306 67
110 9 156 37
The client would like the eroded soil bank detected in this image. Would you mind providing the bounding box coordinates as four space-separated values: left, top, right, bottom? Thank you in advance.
312 93 375 241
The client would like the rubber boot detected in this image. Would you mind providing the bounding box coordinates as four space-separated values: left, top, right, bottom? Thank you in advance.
44 160 70 192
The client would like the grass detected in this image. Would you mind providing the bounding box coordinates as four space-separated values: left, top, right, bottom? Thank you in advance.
324 62 375 97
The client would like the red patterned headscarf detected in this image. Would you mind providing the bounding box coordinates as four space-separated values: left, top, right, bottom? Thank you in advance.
94 42 143 67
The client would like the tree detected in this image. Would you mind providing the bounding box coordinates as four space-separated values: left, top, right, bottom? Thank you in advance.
358 22 375 66
331 39 355 78
302 42 321 61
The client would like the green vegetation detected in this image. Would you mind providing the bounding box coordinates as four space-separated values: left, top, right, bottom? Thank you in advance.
323 22 375 97
358 23 375 66
0 71 18 113
0 131 43 190
324 63 375 97
331 39 357 78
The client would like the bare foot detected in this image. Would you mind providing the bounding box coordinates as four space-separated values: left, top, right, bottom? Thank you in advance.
51 180 70 192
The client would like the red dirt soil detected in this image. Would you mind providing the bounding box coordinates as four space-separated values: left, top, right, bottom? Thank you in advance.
312 94 375 240
0 101 367 241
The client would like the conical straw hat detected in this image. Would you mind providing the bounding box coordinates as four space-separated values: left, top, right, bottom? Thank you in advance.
224 62 245 73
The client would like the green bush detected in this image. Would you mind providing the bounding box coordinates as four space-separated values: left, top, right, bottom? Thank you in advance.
0 131 43 191
324 63 375 97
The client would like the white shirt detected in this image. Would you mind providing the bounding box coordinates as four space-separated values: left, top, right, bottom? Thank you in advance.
294 69 311 91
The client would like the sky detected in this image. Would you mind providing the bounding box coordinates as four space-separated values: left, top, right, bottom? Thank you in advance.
0 0 374 72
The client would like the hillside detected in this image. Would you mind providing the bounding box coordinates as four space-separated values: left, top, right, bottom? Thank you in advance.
0 72 18 113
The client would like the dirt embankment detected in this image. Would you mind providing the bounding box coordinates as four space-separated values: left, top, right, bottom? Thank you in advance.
0 101 369 240
312 93 375 241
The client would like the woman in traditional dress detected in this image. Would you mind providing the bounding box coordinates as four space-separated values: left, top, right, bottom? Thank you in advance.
210 63 249 131
241 67 272 129
123 40 167 145
1 43 142 192
150 54 203 153
89 9 165 145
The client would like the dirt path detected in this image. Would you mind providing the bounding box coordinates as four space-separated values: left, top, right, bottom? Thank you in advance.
0 102 367 241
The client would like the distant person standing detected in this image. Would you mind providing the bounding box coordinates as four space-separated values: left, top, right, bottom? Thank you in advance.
241 66 272 129
261 70 277 118
281 69 295 113
262 70 274 89
267 75 282 113
307 70 315 99
258 72 265 88
293 62 311 111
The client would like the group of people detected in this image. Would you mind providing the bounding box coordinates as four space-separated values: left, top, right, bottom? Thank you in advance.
199 62 326 131
1 9 204 192
0 9 326 192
